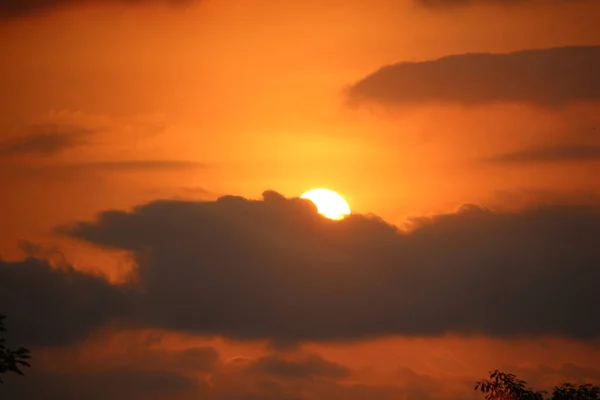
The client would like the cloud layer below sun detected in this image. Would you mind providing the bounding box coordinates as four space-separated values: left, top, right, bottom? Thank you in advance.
2 191 599 349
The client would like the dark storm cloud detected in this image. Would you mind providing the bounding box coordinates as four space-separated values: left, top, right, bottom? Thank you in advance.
0 0 192 19
53 191 600 343
347 46 600 108
0 257 128 346
489 145 600 163
0 125 95 157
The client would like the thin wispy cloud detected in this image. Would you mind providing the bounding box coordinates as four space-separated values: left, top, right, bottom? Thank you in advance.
0 0 194 19
0 125 96 158
489 145 600 163
416 0 579 9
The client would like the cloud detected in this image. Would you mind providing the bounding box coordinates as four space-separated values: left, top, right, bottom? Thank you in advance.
0 124 95 158
62 192 600 342
3 191 600 348
1 160 207 181
484 188 600 212
209 362 397 400
0 0 193 19
163 346 219 372
489 145 600 163
205 349 400 400
4 321 600 400
346 46 600 109
5 334 599 400
0 257 128 346
1 368 196 400
249 354 350 380
63 160 208 172
415 0 575 9
500 363 600 390
0 338 402 400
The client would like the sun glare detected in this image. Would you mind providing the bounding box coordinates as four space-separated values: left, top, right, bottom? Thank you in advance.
300 188 351 220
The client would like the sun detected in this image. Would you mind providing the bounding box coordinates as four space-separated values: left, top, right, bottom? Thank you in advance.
300 188 351 220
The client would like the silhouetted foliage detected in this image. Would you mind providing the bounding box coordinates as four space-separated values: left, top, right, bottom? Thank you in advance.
552 383 600 400
0 314 31 383
476 370 600 400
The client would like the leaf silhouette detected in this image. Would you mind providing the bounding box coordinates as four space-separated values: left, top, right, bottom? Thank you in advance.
0 313 32 383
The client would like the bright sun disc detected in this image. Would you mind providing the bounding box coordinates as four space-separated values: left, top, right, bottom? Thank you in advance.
300 188 351 220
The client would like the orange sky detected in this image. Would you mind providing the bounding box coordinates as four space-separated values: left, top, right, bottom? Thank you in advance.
1 0 600 399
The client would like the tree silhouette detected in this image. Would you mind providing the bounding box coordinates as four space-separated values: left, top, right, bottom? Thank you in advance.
476 370 600 400
0 313 31 383
552 383 600 400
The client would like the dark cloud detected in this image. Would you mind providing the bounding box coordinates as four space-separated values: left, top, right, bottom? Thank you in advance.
415 0 576 9
0 0 192 19
64 160 208 172
168 346 219 372
4 191 600 348
249 354 350 380
0 125 95 157
489 145 600 163
418 0 510 6
0 257 129 346
1 368 195 400
17 239 65 260
395 368 441 400
59 191 600 342
347 46 600 109
485 188 600 212
1 160 207 181
207 351 399 400
1 343 400 400
557 364 600 382
502 363 600 390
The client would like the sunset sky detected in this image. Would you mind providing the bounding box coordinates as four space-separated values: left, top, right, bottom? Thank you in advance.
1 0 600 398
